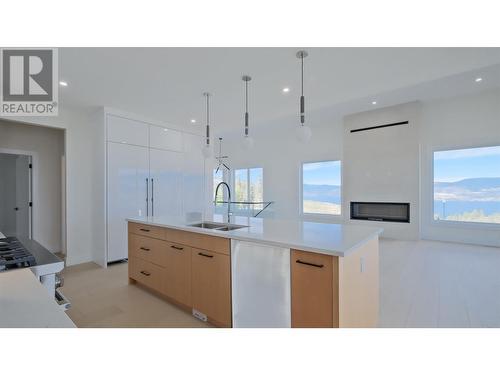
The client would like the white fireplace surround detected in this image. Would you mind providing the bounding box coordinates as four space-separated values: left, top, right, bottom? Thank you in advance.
343 102 421 240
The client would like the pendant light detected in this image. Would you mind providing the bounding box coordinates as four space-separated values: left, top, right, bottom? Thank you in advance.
215 137 230 173
201 92 213 158
296 50 312 143
242 75 254 149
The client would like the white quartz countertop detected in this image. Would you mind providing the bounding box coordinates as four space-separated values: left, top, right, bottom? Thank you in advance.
0 269 75 328
127 215 383 257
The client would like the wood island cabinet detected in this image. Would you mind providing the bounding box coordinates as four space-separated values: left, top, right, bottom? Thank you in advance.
291 237 379 328
291 250 338 328
163 241 192 308
128 223 232 327
191 248 232 328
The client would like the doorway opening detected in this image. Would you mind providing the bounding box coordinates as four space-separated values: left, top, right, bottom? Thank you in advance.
0 119 66 255
0 153 33 238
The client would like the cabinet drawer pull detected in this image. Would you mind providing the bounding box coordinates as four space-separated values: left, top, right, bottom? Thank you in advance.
139 228 150 232
171 245 184 251
296 260 324 268
140 270 151 276
198 252 214 258
139 247 150 251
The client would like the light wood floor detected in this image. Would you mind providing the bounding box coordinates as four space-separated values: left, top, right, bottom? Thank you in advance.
60 262 211 328
60 239 500 328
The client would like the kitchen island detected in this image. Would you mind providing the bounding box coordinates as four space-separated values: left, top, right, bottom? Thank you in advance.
126 215 382 328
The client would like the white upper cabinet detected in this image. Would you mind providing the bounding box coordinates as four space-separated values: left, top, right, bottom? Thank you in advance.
106 115 149 147
149 125 183 152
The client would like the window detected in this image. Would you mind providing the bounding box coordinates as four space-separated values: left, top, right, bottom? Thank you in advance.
233 167 263 214
302 161 341 215
433 146 500 224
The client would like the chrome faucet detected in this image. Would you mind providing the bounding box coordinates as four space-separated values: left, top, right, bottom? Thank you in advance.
215 182 231 223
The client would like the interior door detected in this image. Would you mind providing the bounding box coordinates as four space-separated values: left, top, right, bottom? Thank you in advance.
14 155 31 238
107 142 149 262
149 148 183 218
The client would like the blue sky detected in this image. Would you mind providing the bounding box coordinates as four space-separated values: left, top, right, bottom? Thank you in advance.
434 146 500 182
303 161 341 185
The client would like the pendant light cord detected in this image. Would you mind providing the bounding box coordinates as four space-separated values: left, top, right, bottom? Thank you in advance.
301 54 304 97
245 79 248 112
300 53 305 126
243 76 250 137
205 94 210 146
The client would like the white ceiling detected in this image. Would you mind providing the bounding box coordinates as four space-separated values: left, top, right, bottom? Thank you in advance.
59 48 500 136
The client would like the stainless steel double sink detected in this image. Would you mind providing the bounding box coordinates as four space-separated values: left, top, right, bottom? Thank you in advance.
188 221 248 231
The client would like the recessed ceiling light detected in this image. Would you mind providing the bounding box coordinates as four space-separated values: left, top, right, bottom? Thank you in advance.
282 87 290 93
190 119 196 123
372 101 377 105
59 81 68 87
475 77 483 82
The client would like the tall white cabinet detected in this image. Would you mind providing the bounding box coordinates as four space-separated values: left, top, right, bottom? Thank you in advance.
107 142 149 262
105 113 206 263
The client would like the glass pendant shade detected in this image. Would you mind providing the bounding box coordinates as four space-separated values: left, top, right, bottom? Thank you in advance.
296 125 312 143
243 135 255 149
202 144 213 158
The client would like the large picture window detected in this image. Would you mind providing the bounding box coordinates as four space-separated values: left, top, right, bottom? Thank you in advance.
302 161 341 215
433 146 500 224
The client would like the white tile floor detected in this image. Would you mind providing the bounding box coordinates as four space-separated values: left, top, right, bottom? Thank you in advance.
379 238 500 327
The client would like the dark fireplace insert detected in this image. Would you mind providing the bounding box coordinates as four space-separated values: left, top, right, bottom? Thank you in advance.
350 202 410 223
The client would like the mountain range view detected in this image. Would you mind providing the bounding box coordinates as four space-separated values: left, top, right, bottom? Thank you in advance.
303 184 341 204
434 177 500 201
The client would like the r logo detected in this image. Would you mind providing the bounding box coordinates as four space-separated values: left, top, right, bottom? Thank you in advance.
2 49 53 101
0 48 58 116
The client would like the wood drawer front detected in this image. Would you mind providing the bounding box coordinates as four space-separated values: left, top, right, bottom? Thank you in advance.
129 234 167 267
291 250 338 328
129 256 165 292
163 242 192 307
165 228 230 255
129 222 166 240
191 248 232 327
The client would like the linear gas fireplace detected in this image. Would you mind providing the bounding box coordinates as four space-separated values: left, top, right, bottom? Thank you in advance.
350 202 410 223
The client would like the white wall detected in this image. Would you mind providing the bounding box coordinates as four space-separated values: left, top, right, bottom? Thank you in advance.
343 102 421 240
420 89 500 247
0 121 64 251
223 123 343 222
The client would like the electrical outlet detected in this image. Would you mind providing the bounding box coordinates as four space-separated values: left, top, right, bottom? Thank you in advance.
192 309 208 322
